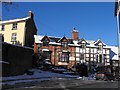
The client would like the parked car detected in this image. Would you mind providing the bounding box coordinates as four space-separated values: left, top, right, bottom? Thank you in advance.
96 72 115 81
96 72 105 80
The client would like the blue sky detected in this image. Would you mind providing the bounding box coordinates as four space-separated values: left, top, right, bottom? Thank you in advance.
2 2 118 46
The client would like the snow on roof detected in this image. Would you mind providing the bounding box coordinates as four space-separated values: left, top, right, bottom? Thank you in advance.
0 17 30 24
86 40 95 44
107 46 118 60
34 35 44 43
72 30 78 32
94 39 106 46
0 61 9 64
34 35 108 48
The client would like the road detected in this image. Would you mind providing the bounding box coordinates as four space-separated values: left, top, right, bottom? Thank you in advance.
3 79 119 90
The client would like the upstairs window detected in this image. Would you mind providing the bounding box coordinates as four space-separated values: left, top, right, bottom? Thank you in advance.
1 25 5 31
11 33 17 42
61 42 68 48
43 39 49 46
41 36 50 46
81 43 86 49
98 44 102 51
12 23 17 30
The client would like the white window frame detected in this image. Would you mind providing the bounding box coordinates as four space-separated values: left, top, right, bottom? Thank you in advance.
11 33 17 42
12 23 17 30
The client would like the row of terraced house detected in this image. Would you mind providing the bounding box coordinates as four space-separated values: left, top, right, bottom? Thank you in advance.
0 11 119 76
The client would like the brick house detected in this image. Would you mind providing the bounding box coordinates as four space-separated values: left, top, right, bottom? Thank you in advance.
34 32 76 69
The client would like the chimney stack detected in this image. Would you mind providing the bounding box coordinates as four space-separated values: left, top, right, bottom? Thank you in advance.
28 11 34 18
71 27 79 40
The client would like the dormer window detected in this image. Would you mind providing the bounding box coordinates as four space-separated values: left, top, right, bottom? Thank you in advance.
94 40 105 50
59 36 68 48
12 23 17 30
78 38 86 49
81 43 86 49
41 35 50 46
62 42 68 48
98 43 103 50
43 39 49 46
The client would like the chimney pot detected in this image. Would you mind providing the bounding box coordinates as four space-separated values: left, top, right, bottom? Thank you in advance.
28 11 34 18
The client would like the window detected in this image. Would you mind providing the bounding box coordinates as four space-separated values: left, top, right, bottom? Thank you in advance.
80 53 84 60
43 51 51 64
99 55 102 63
96 55 98 63
12 23 17 30
59 52 69 63
1 25 5 31
81 43 86 48
11 33 17 42
61 42 68 48
98 45 102 50
43 40 49 46
37 47 40 53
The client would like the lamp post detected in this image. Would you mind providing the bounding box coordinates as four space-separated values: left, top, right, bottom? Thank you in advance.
116 10 120 81
115 0 120 82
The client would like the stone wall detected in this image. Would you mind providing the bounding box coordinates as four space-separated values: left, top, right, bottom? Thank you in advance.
2 42 34 76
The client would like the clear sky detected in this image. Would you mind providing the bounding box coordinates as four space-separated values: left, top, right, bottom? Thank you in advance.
2 2 118 46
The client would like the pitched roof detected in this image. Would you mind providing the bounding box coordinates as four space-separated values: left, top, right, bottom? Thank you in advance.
0 17 30 24
107 46 118 60
34 35 109 48
34 35 74 44
58 36 68 42
94 39 106 46
78 38 87 44
41 35 50 42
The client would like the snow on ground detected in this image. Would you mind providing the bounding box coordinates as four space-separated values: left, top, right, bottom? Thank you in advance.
2 69 79 81
1 69 80 85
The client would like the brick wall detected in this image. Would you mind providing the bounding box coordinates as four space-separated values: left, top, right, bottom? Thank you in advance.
2 42 34 76
34 43 76 69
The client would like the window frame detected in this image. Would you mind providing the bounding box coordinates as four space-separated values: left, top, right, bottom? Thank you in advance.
43 39 49 46
81 43 86 49
59 52 69 63
61 42 68 48
11 33 17 42
43 51 51 62
1 25 5 31
98 44 103 51
12 23 17 30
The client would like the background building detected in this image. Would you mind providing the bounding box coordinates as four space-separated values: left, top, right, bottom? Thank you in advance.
34 28 116 70
0 11 37 47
